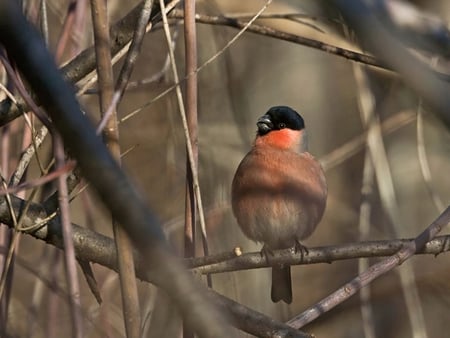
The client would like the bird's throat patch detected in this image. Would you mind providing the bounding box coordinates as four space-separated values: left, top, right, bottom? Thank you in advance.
256 129 299 150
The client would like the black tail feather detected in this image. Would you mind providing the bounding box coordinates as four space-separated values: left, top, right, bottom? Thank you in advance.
271 266 292 304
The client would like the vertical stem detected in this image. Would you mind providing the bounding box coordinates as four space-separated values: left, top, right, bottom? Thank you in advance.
358 151 376 338
159 0 211 266
0 124 11 334
353 61 428 338
183 2 198 337
90 0 141 337
54 133 83 338
183 0 197 262
55 0 77 62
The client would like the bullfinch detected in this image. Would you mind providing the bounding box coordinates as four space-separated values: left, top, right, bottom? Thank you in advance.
231 106 327 304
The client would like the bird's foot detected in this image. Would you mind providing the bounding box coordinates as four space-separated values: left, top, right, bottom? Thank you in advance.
260 245 275 265
294 240 309 261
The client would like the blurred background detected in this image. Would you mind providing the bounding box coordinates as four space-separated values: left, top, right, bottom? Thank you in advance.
1 0 449 337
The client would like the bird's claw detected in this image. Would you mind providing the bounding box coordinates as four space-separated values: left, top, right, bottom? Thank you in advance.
260 245 275 264
294 240 309 261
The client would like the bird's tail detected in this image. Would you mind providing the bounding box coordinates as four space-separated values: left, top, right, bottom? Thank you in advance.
271 266 292 304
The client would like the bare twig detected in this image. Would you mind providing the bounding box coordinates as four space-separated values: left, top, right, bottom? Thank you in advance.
94 0 180 134
1 161 75 197
189 235 450 274
358 151 376 338
0 2 230 336
334 0 450 128
225 12 329 33
183 0 197 263
2 192 450 274
9 125 49 187
1 191 449 336
39 0 49 45
286 206 450 328
0 171 17 302
90 0 142 335
168 9 385 70
121 0 274 124
159 0 212 260
352 57 428 338
0 192 314 337
55 0 77 62
54 133 83 338
417 100 445 211
320 109 415 171
182 1 203 336
0 123 11 332
0 0 180 126
0 54 52 129
112 2 155 334
209 289 311 338
382 0 450 56
95 0 154 131
116 0 154 100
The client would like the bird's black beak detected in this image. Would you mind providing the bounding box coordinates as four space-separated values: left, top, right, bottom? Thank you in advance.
257 114 273 135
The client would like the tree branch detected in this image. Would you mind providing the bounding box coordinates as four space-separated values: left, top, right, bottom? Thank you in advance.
188 234 450 274
334 0 450 128
0 2 229 337
287 206 450 328
0 0 176 126
168 9 385 70
0 193 312 338
1 193 448 335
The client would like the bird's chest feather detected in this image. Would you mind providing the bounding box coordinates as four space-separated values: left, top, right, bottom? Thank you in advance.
232 146 326 248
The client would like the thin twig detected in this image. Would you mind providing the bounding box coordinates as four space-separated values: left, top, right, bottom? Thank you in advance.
353 59 428 338
115 0 154 100
183 0 198 264
0 0 181 126
2 193 450 274
1 161 75 197
55 0 77 62
0 2 230 336
159 0 212 256
39 0 49 45
1 192 448 336
9 125 49 187
54 133 83 337
320 109 415 171
358 151 376 338
225 12 328 33
188 235 450 274
90 0 144 335
183 1 202 336
417 99 445 211
0 171 18 301
169 9 385 69
286 206 450 328
0 54 52 129
121 0 274 123
94 0 180 134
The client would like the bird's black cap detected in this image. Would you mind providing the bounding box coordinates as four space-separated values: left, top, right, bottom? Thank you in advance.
257 106 305 136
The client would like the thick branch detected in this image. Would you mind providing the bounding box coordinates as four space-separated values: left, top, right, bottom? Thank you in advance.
334 0 450 128
1 193 448 335
0 194 311 338
188 235 450 274
0 2 229 337
0 1 170 126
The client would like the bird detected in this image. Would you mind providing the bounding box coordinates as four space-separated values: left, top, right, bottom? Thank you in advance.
231 106 327 304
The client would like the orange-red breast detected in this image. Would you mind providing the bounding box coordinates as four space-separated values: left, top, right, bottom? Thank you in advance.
232 106 327 303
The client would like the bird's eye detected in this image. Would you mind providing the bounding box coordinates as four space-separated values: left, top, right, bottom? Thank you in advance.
278 123 286 129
